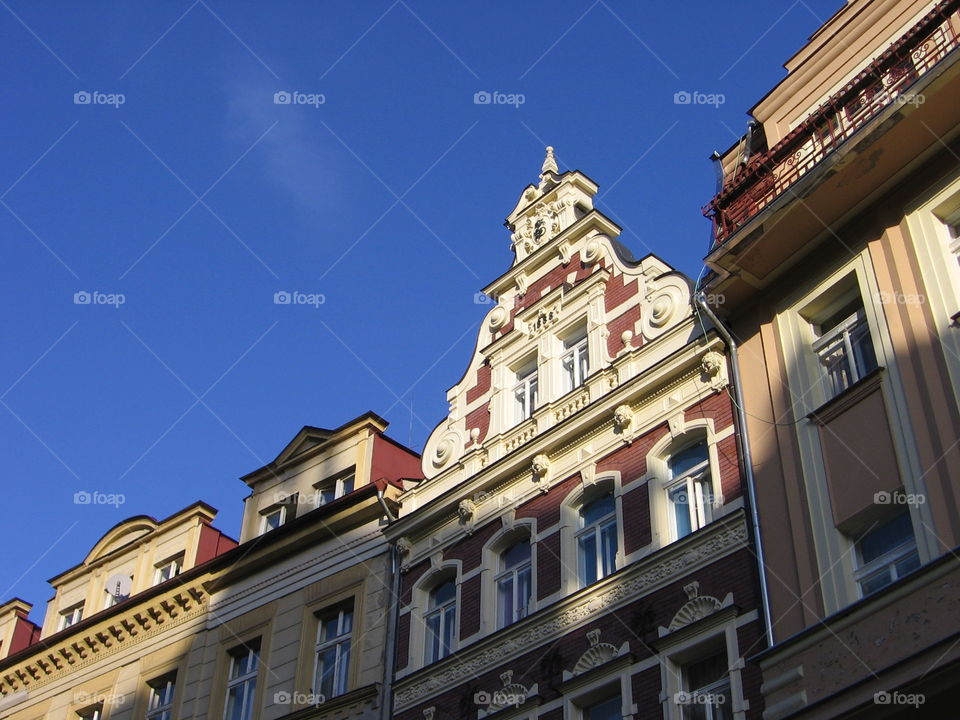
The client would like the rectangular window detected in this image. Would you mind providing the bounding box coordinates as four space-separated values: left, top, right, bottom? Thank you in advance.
154 554 183 585
316 471 356 506
667 442 713 541
260 505 286 535
680 651 733 720
314 601 353 700
561 328 589 393
496 540 532 628
854 512 920 596
576 493 618 587
59 603 84 630
513 361 539 423
147 673 176 720
224 640 259 720
77 705 102 720
811 296 877 399
582 694 621 720
425 580 457 663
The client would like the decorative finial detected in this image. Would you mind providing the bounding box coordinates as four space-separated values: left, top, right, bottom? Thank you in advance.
541 146 558 176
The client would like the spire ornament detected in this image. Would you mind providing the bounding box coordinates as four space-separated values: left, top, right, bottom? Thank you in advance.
540 145 558 178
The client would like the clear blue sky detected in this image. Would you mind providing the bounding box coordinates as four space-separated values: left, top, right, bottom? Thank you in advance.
0 0 842 622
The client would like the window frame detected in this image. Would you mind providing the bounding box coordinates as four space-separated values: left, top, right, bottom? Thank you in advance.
224 640 260 720
810 302 877 399
495 539 533 629
313 601 354 701
665 440 714 542
575 491 619 588
513 360 539 424
76 704 103 720
423 577 458 664
314 470 356 507
59 602 84 630
154 554 183 585
259 504 287 535
561 327 590 394
853 513 920 596
146 672 177 720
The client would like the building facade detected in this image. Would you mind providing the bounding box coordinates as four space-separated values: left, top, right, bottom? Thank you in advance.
701 0 960 716
385 151 765 720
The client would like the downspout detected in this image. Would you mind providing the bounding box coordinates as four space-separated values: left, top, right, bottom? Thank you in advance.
694 294 775 645
377 489 400 720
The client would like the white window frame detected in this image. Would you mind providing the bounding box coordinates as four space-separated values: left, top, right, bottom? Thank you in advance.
146 674 176 720
666 442 714 542
424 578 457 664
260 505 286 535
77 705 102 720
224 642 259 720
495 540 532 629
513 362 539 424
561 330 589 394
314 602 353 700
678 651 733 720
575 492 619 588
853 515 920 596
154 555 183 585
315 472 356 507
59 603 84 630
811 305 876 398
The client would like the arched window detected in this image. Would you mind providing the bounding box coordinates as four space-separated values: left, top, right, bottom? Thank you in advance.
496 539 532 628
424 579 457 663
577 492 618 587
667 440 713 540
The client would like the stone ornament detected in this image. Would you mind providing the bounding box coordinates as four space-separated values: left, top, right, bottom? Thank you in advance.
613 404 634 432
532 454 551 479
457 498 475 524
488 306 508 332
664 581 733 633
565 628 628 679
433 435 457 468
701 351 724 377
582 237 603 265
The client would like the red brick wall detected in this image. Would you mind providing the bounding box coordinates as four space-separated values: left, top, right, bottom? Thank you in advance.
459 574 483 639
606 304 642 356
621 483 652 553
464 404 490 448
596 422 670 480
515 473 582 529
395 611 410 672
444 519 502 573
466 363 491 404
604 271 640 313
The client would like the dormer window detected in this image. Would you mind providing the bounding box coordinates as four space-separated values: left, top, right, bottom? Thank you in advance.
154 554 183 585
514 360 539 424
59 603 83 630
260 506 286 535
561 326 589 393
315 471 356 507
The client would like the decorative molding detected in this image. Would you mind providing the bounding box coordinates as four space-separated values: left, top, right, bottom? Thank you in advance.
393 516 749 709
659 581 734 636
532 454 551 493
555 389 590 422
613 404 634 433
476 670 537 717
564 628 628 679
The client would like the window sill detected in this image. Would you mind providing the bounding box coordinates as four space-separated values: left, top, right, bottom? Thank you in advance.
807 366 884 425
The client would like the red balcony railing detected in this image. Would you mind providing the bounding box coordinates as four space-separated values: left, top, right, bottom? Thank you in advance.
704 0 960 245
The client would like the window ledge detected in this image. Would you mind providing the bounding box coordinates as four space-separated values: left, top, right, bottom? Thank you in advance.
807 366 884 425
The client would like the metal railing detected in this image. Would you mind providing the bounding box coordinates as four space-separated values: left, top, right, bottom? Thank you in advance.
704 0 960 245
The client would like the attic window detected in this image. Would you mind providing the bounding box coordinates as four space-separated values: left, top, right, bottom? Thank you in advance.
59 603 84 630
259 494 298 535
154 553 184 585
314 470 356 507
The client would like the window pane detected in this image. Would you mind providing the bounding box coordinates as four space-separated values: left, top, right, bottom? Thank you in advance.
670 486 693 538
857 513 914 563
578 532 598 586
850 318 878 377
600 520 617 577
224 683 248 720
497 575 515 628
341 474 355 495
320 487 336 505
501 540 531 570
581 493 615 525
316 646 338 697
670 442 708 477
431 580 456 607
894 549 920 578
517 566 531 619
585 695 621 720
426 613 441 662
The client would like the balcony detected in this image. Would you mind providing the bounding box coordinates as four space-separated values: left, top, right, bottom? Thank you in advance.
703 0 960 245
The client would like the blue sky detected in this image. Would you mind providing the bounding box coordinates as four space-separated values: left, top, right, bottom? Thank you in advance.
0 0 842 622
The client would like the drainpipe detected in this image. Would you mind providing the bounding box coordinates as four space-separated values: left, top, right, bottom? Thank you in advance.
694 293 775 646
378 489 400 720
